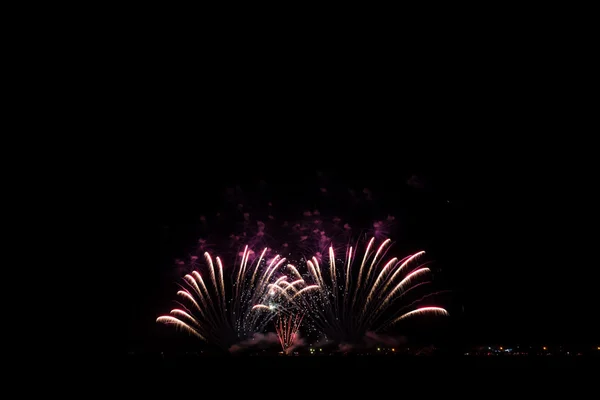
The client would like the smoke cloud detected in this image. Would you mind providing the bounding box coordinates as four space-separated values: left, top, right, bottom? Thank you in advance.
229 332 279 353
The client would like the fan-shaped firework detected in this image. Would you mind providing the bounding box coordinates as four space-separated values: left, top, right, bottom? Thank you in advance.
295 237 449 345
157 246 313 350
275 313 304 354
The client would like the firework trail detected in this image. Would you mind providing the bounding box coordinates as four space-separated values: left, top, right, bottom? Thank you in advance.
157 246 305 350
275 313 304 354
249 261 320 342
297 237 448 344
250 269 319 318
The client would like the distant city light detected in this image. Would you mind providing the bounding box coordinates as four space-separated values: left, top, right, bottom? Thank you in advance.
543 346 547 350
499 347 503 350
392 348 395 352
377 348 381 351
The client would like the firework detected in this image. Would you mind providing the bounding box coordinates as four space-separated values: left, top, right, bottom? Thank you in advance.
275 313 304 354
296 237 448 344
157 246 301 350
251 269 319 319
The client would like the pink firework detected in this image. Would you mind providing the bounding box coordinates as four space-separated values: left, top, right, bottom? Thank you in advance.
275 313 304 354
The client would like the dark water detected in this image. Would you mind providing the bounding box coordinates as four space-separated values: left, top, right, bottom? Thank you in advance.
124 354 597 369
118 354 598 393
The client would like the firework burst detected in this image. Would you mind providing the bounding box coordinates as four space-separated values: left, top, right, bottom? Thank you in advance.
157 246 301 350
296 237 449 345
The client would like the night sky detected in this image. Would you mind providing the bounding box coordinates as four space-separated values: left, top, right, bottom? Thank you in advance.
125 145 597 353
89 12 599 363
